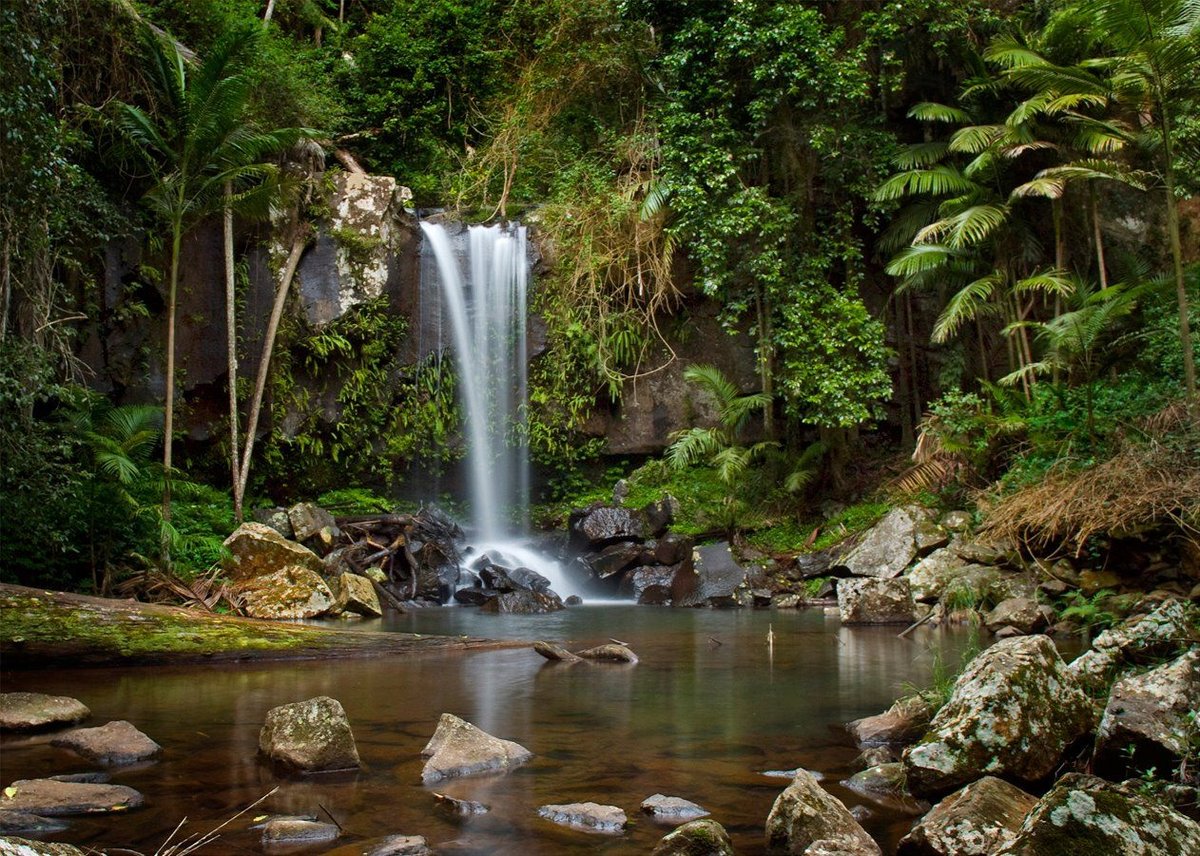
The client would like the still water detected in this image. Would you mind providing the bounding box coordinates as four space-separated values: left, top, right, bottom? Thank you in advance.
1 606 977 854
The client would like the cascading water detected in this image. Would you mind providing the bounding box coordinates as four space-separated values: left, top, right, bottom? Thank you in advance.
420 221 582 599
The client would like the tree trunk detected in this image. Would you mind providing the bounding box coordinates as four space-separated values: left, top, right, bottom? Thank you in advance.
755 284 775 440
263 0 275 24
161 220 181 567
223 183 243 523
1163 155 1197 404
1090 185 1108 290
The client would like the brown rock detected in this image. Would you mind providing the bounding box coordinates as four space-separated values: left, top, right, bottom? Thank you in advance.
897 776 1037 856
420 713 532 783
51 720 160 765
0 779 143 816
258 696 360 773
0 694 89 732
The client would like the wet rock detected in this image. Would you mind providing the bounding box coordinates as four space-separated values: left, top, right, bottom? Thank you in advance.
252 507 294 538
0 838 86 855
673 543 748 608
536 802 627 833
896 775 1037 856
533 641 582 663
984 598 1047 635
238 564 337 620
1069 599 1195 691
914 520 950 556
643 495 679 537
903 635 1095 796
836 507 926 579
569 504 645 551
789 548 839 580
0 811 69 834
420 713 533 783
0 694 90 732
996 773 1200 855
453 587 496 606
506 567 552 593
838 578 916 624
259 696 360 773
575 643 639 663
478 590 564 614
0 779 143 815
773 594 803 609
938 511 972 532
46 773 109 785
765 768 882 855
640 586 673 605
222 522 324 580
262 818 340 844
565 595 583 606
1094 648 1200 777
51 720 160 766
333 573 383 618
362 835 434 855
586 542 644 579
433 793 490 817
655 533 694 566
620 565 679 601
1078 568 1121 595
840 763 920 810
641 794 710 822
652 818 735 855
847 696 935 747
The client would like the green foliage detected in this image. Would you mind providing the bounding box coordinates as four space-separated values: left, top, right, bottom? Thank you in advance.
1057 588 1119 631
904 624 982 713
808 501 892 552
315 487 394 515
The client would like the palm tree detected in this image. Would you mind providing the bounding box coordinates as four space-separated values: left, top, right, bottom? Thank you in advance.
111 23 310 556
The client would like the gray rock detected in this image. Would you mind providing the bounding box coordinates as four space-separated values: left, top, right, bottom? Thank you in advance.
570 504 645 550
847 696 936 747
655 533 694 566
478 590 564 614
951 539 1014 567
0 694 90 732
765 768 882 855
221 522 324 580
673 543 748 608
984 598 1047 635
0 811 69 835
536 802 627 833
287 502 339 543
996 773 1200 855
252 507 294 538
261 818 340 844
420 713 532 783
773 594 803 609
836 507 924 579
903 636 1095 796
897 775 1037 856
838 578 916 624
906 550 995 604
652 819 735 855
620 565 679 601
914 520 950 556
938 511 972 532
51 720 160 766
0 838 86 855
533 641 582 662
575 643 639 663
643 495 678 536
433 793 490 816
641 794 710 822
1069 599 1196 691
0 779 143 816
585 542 644 579
334 573 383 617
259 696 360 773
361 835 433 856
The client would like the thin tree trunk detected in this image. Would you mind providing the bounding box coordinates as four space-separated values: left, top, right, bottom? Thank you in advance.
224 183 243 523
896 299 914 450
755 284 775 440
1090 185 1108 290
263 0 275 24
235 231 308 510
904 291 921 434
161 220 181 567
1163 156 1197 404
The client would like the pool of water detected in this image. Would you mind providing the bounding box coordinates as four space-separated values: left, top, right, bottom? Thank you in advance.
1 605 981 854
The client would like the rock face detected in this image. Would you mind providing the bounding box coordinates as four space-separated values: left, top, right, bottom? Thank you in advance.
1093 648 1200 776
765 768 882 855
259 696 360 773
334 573 383 617
50 720 160 765
1069 599 1195 691
903 636 1095 796
420 713 533 783
0 694 90 732
838 578 916 624
0 779 143 815
222 522 325 579
641 794 710 822
836 507 925 579
847 696 936 747
238 564 337 620
652 818 735 855
536 802 628 833
896 776 1037 856
996 773 1200 855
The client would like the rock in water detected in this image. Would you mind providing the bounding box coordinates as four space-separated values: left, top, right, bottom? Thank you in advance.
420 713 532 783
0 838 86 855
835 506 925 579
51 720 160 765
652 819 735 855
533 641 582 662
478 590 564 614
0 811 69 834
838 578 916 624
996 773 1200 855
261 818 340 844
536 802 627 833
641 794 710 822
0 693 90 732
0 779 143 815
334 572 383 617
356 835 434 856
903 636 1094 797
896 776 1037 856
433 793 490 816
575 643 639 663
258 696 360 773
672 543 748 608
847 696 935 747
765 768 882 855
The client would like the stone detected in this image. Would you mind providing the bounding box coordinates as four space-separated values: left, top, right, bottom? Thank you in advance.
221 522 324 580
1069 599 1195 691
506 567 552 593
586 542 645 579
259 696 360 773
896 776 1037 856
652 819 735 855
774 594 803 609
51 720 160 766
984 598 1047 635
985 573 1038 604
847 696 936 747
938 511 972 532
903 635 1095 797
0 694 89 732
1078 568 1121 596
1094 648 1200 777
420 713 533 783
565 595 583 606
361 835 433 856
536 802 627 833
841 762 906 798
620 565 679 601
996 773 1200 855
237 564 337 620
433 793 490 816
0 779 143 815
994 626 1023 639
454 587 496 607
655 533 694 566
252 507 294 538
334 573 383 617
835 507 924 579
765 768 882 855
575 643 639 663
838 578 916 624
364 566 388 584
914 520 950 556
0 812 68 835
533 641 582 662
951 539 1014 567
643 496 679 537
0 838 86 855
261 819 340 844
612 479 630 504
569 504 645 550
673 543 748 607
641 794 710 822
478 590 564 614
907 550 995 604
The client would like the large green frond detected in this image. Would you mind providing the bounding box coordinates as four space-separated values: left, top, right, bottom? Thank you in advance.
933 274 1003 343
908 102 973 123
874 166 975 201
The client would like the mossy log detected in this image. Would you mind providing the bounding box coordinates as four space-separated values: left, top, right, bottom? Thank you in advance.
0 584 522 668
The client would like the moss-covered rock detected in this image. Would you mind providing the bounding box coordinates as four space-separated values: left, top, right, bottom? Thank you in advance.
897 776 1037 856
0 693 89 732
1069 599 1197 692
652 818 735 855
765 767 881 855
221 522 324 580
258 696 361 773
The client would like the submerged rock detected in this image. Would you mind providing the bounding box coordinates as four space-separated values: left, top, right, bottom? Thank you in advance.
420 713 532 783
835 506 925 579
536 802 627 833
261 818 340 844
0 811 69 835
641 794 710 822
0 693 90 732
575 643 639 663
765 768 882 855
652 818 735 855
356 835 434 856
0 779 143 815
258 696 360 773
838 578 916 624
433 793 490 817
897 776 1037 856
533 641 582 662
841 763 924 814
51 720 160 766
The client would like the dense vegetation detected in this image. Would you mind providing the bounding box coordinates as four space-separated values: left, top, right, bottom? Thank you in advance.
1 0 1196 593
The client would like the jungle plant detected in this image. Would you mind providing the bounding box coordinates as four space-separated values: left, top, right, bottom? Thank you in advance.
666 365 775 484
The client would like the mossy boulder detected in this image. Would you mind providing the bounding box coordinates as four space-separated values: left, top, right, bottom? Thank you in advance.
333 573 382 618
907 550 998 605
897 776 1037 856
222 522 324 580
258 696 361 773
838 578 916 624
765 767 882 855
652 818 735 855
835 506 927 579
1069 599 1196 692
238 565 337 620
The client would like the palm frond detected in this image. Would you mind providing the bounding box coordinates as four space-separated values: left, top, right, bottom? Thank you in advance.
874 165 975 201
933 273 1003 343
908 102 973 123
667 427 726 470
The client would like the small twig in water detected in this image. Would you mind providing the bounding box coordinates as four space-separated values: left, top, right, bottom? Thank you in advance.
318 802 343 832
155 786 280 855
708 636 723 646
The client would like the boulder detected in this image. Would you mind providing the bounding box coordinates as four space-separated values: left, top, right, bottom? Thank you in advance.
334 573 383 617
506 567 552 593
51 720 160 765
847 696 936 747
655 533 694 566
652 819 735 855
914 520 950 556
0 694 90 732
641 794 710 822
1093 648 1200 777
221 522 324 580
903 636 1095 796
1069 599 1195 691
938 511 972 532
433 793 490 816
673 543 748 608
261 818 341 844
840 763 923 813
536 802 627 833
897 776 1037 856
984 598 1047 635
575 643 639 664
586 542 645 579
287 502 340 542
0 838 86 855
237 564 337 620
478 590 564 614
835 506 925 579
569 504 645 551
252 507 294 538
951 538 1015 567
533 641 582 663
0 811 68 835
906 550 996 604
765 768 882 855
259 696 360 773
643 495 679 536
838 578 916 625
0 779 143 815
620 565 679 601
420 713 533 783
996 773 1200 856
454 587 496 607
774 594 803 609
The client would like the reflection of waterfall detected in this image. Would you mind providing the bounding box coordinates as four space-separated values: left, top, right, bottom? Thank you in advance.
421 222 581 598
